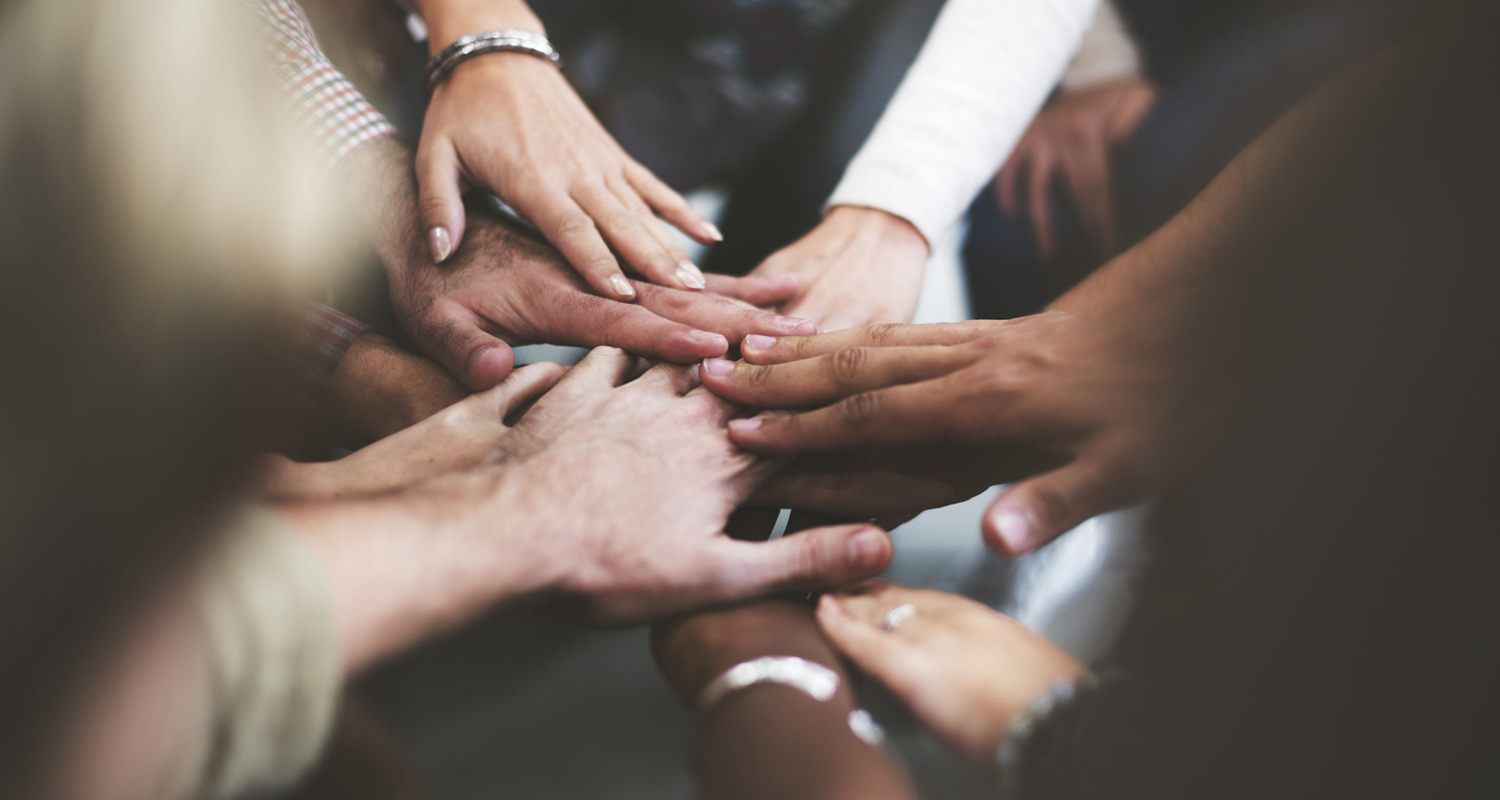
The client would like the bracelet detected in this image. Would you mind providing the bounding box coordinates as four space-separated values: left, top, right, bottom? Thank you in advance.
996 673 1103 800
695 656 839 714
423 29 562 96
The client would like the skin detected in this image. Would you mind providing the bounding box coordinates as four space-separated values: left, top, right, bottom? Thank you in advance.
310 331 470 448
340 137 815 391
749 206 931 332
816 581 1084 771
411 0 721 296
259 361 568 502
652 600 919 800
997 79 1158 259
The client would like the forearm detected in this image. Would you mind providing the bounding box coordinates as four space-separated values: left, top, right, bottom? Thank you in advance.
313 331 468 448
653 601 917 800
281 470 546 674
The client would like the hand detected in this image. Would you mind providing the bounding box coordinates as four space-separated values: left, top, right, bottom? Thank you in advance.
417 19 720 297
394 208 814 390
750 206 930 332
484 347 894 624
747 449 997 521
997 79 1157 259
816 581 1084 771
702 307 1229 555
260 361 567 502
312 331 470 448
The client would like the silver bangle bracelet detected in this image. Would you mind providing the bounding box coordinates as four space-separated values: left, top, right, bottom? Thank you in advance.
423 29 562 96
695 656 840 714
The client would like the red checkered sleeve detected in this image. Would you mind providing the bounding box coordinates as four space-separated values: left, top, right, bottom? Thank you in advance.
249 0 399 169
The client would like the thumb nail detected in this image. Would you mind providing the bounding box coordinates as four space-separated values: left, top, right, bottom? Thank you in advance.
993 508 1034 553
429 227 453 263
848 528 887 571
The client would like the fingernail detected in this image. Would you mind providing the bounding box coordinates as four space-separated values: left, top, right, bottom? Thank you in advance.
993 508 1034 553
690 330 729 350
848 529 886 570
609 274 636 299
744 334 777 351
729 417 763 434
702 357 734 377
775 315 813 333
701 221 724 242
428 227 453 263
817 594 843 617
676 260 706 290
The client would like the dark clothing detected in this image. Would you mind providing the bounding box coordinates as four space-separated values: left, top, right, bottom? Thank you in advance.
1009 6 1500 798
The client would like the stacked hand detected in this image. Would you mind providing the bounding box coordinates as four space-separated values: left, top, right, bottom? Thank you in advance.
817 581 1083 770
701 307 1226 554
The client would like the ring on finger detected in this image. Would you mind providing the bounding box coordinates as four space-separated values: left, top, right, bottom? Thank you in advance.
882 603 916 632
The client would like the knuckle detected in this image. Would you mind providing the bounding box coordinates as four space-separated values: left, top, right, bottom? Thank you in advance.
827 347 867 386
836 391 882 428
864 324 902 347
556 214 598 238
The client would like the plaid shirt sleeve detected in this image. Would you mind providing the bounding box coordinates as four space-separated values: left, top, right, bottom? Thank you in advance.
248 0 399 169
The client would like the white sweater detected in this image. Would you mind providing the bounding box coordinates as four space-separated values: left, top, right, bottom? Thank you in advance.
826 0 1106 245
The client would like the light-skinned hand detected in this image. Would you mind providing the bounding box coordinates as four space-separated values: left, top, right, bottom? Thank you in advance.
748 206 930 332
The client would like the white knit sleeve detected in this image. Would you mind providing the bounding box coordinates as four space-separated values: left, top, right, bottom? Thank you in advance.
825 0 1102 245
1059 0 1144 93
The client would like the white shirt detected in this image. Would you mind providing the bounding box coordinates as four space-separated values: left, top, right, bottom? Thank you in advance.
826 0 1107 246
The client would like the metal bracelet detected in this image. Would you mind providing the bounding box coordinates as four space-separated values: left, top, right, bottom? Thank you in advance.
422 30 562 96
695 656 840 714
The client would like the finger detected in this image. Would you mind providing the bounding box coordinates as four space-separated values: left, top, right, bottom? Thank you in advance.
633 283 818 342
1028 145 1059 261
575 182 700 291
531 196 636 301
563 346 638 389
726 375 966 454
982 452 1132 556
703 273 800 308
631 361 703 396
815 594 911 677
480 361 569 421
700 343 980 408
1060 139 1120 256
409 307 517 391
996 147 1028 216
700 524 893 601
609 175 710 292
625 160 721 244
740 321 995 365
557 291 731 362
415 137 467 264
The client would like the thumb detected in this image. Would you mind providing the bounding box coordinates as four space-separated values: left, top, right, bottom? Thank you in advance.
417 311 516 391
416 137 467 264
704 524 892 600
982 455 1125 556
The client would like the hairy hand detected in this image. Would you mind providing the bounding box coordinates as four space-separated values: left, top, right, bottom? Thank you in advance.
997 79 1157 259
817 581 1083 770
393 211 813 390
749 206 929 332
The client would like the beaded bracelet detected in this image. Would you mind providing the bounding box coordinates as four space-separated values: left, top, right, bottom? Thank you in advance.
423 30 562 96
996 673 1103 800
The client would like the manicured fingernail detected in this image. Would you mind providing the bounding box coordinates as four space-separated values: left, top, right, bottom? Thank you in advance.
690 330 729 350
993 508 1034 553
701 221 724 242
775 315 812 333
849 529 886 570
702 357 734 377
729 417 763 434
609 274 636 299
428 227 452 263
676 260 706 290
744 334 777 351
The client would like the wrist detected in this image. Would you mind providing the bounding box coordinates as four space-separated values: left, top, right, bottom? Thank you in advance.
653 601 836 702
827 205 930 257
417 0 546 53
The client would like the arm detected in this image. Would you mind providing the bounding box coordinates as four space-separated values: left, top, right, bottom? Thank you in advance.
752 0 1102 330
404 0 720 296
652 601 919 800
